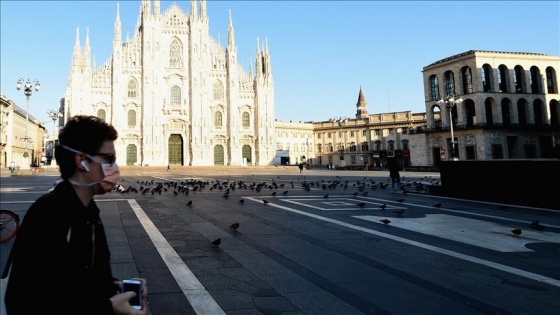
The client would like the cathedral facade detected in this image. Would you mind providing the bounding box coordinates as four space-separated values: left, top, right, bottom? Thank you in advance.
65 0 276 166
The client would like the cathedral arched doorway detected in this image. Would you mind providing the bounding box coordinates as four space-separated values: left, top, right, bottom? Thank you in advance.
126 144 138 166
242 145 251 165
168 134 183 165
214 145 224 165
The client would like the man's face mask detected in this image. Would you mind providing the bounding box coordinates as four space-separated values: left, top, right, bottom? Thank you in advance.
61 145 120 194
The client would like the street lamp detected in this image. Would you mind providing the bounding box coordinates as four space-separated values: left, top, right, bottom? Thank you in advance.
437 93 463 160
47 109 63 166
332 116 347 166
16 78 40 168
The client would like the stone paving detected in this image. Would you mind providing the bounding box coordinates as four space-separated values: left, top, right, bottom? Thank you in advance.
1 167 559 315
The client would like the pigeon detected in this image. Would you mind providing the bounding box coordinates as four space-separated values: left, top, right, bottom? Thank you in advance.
211 238 221 247
433 203 442 208
511 228 522 236
239 199 245 204
352 192 358 196
380 219 391 225
282 190 289 195
379 203 387 210
393 209 405 216
396 198 405 203
186 200 192 206
531 220 544 231
230 223 240 229
357 202 366 208
263 199 269 205
271 191 277 196
323 194 329 198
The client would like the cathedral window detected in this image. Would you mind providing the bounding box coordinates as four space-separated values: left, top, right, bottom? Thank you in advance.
242 112 250 128
170 39 183 68
213 81 224 100
97 109 106 121
128 110 136 127
170 86 181 106
215 111 223 129
128 79 138 98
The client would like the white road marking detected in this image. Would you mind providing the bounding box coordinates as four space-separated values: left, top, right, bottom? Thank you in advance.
282 197 402 211
245 197 560 288
354 214 559 252
127 199 225 315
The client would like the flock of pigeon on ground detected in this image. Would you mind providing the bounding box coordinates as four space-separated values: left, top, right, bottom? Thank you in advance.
111 175 545 246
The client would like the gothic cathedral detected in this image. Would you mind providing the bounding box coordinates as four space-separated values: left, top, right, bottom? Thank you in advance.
65 0 276 166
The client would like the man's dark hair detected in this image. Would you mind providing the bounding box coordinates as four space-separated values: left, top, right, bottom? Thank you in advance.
55 115 118 179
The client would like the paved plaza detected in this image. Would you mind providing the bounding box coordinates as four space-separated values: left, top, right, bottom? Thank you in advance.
1 166 559 315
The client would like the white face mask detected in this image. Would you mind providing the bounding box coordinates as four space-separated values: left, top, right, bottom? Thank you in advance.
61 145 120 193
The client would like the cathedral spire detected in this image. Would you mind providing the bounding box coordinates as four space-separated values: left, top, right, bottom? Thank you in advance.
84 27 91 66
153 0 160 15
114 3 122 45
141 0 151 16
255 37 262 76
72 27 82 66
190 0 198 20
200 0 207 20
228 10 235 48
355 86 369 119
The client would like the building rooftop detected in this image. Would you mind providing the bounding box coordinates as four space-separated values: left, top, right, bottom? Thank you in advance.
423 50 550 69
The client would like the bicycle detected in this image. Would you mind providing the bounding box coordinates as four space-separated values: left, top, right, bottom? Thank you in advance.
0 209 20 242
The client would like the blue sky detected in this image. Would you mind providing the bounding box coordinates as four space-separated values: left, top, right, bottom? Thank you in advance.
1 1 559 134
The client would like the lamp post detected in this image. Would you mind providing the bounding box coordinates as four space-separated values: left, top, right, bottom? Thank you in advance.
16 78 41 168
437 94 463 160
47 109 63 166
333 116 347 167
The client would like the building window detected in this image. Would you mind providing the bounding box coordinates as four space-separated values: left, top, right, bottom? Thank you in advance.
546 67 557 93
491 144 503 159
444 71 455 96
351 155 356 164
97 109 106 121
213 81 224 100
350 131 355 137
317 144 322 153
328 133 332 139
514 66 525 93
127 110 136 127
374 130 380 136
498 65 508 93
401 140 409 150
328 144 334 152
482 64 492 92
387 140 395 150
361 142 369 151
128 79 138 98
170 39 183 68
362 130 366 136
462 67 473 94
214 111 222 128
170 86 181 106
430 75 440 101
530 66 540 94
242 112 250 128
350 143 357 152
317 133 321 139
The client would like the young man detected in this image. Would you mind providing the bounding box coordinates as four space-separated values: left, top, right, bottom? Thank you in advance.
5 115 147 315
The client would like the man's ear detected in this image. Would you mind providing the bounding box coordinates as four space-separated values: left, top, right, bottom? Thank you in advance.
74 153 88 171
